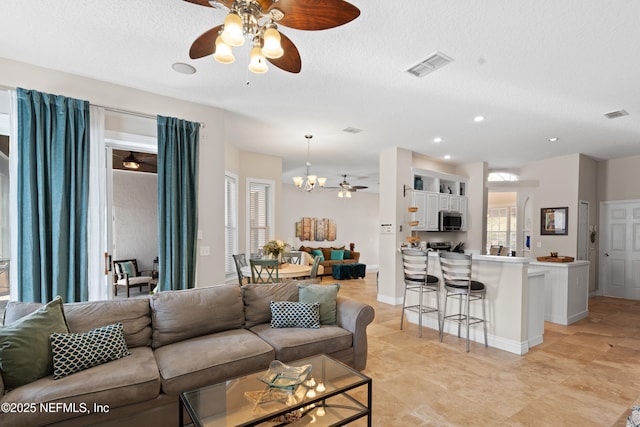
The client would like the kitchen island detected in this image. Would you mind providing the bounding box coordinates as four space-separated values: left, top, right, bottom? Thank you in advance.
399 253 545 354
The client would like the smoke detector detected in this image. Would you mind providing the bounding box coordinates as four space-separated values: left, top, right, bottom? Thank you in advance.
604 109 629 119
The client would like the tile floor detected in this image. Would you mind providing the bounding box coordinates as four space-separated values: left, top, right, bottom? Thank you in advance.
338 273 640 426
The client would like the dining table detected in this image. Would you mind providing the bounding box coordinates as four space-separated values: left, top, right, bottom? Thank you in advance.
240 262 313 282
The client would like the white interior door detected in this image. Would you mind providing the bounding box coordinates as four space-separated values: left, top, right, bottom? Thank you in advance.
600 201 640 299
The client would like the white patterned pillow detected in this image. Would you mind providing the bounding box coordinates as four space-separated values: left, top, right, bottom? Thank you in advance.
270 301 320 329
50 322 130 379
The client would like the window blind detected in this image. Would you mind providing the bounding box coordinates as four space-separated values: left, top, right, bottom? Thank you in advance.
224 173 237 275
249 181 270 256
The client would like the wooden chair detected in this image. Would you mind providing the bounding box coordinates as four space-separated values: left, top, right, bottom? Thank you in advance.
232 253 248 286
250 259 280 283
113 259 153 298
282 251 302 264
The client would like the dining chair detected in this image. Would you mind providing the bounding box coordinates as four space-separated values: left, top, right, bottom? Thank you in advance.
282 251 302 265
309 255 322 279
250 259 280 284
232 253 248 286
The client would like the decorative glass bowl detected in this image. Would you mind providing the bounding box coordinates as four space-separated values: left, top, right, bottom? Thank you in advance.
257 360 312 391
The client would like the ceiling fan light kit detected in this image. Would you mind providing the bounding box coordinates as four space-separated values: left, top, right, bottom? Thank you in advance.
122 152 141 170
186 0 360 74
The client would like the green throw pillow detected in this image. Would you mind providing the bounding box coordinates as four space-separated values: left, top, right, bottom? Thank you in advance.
0 296 69 390
121 261 136 277
310 249 324 261
343 250 351 259
297 283 340 325
330 250 344 261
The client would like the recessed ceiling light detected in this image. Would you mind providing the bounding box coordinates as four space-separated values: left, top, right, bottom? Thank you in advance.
433 137 443 143
549 137 559 142
473 115 485 123
444 155 451 160
172 62 196 75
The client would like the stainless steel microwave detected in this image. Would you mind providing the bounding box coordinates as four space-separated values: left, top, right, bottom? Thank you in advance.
439 211 463 231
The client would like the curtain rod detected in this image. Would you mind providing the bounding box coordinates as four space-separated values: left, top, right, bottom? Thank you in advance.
0 85 205 128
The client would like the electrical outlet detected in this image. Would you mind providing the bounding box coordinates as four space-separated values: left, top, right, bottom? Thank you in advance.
200 246 210 256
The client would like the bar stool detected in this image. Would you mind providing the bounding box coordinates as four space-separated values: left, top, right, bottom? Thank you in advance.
400 248 442 337
438 252 487 352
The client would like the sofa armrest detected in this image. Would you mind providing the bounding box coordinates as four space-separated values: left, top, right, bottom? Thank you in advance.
0 370 4 393
349 251 361 262
335 296 375 371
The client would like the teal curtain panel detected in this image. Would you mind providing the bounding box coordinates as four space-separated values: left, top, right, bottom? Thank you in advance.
17 88 90 303
157 115 199 291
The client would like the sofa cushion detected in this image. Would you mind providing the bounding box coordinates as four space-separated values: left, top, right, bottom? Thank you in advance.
242 281 300 328
154 329 274 395
4 298 153 349
0 346 160 427
50 323 130 379
250 323 352 363
0 296 69 390
151 285 244 349
298 283 340 325
270 301 320 329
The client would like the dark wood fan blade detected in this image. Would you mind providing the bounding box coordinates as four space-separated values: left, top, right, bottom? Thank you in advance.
266 32 301 73
182 0 234 8
351 185 368 190
189 25 223 59
269 0 360 30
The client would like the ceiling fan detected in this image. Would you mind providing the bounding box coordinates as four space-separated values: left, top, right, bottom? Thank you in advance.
184 0 360 73
326 174 368 197
112 150 157 172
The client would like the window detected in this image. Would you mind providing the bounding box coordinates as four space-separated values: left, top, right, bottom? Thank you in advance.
247 179 274 257
486 206 517 253
488 172 519 182
224 172 238 275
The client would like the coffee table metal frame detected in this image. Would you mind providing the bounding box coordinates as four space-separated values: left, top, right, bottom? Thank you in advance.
179 354 372 427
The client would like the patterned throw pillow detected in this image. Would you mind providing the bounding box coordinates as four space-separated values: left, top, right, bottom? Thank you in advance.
270 301 320 329
50 323 130 379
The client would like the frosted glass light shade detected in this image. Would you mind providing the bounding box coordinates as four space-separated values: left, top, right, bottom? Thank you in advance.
292 176 303 187
213 36 235 64
248 46 268 73
262 28 284 59
307 175 317 186
221 13 245 47
317 177 327 187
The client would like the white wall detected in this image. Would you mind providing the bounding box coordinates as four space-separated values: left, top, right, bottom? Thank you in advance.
1 57 226 286
280 184 379 267
112 170 157 272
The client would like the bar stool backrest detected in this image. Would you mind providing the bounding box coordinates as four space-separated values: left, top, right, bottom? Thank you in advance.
401 248 429 285
439 252 473 288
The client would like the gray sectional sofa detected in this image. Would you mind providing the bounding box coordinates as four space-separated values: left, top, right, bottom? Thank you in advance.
0 281 375 427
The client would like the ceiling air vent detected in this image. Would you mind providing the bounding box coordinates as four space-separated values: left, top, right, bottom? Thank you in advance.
604 109 629 119
343 126 363 134
405 51 454 78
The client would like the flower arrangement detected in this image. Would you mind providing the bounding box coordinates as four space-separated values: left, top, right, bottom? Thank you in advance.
263 239 289 258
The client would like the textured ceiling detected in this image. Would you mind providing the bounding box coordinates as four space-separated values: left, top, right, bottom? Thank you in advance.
1 0 640 192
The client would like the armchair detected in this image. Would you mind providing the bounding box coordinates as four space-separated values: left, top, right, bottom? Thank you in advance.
113 259 153 297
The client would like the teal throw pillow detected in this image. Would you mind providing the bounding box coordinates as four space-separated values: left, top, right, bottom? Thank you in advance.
310 249 324 261
344 250 351 259
330 250 344 261
121 261 136 277
50 323 130 379
0 296 70 390
297 283 340 325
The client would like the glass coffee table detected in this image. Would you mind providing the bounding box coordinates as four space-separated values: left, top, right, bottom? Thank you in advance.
179 354 372 426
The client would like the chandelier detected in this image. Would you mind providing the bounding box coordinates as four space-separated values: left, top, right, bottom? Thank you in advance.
213 2 284 74
292 135 326 192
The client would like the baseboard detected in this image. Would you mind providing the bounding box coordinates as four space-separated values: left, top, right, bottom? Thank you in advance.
377 294 403 305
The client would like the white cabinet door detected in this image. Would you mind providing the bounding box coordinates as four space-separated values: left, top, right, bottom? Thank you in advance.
460 197 468 230
426 192 439 231
411 191 427 230
449 195 460 212
439 194 450 211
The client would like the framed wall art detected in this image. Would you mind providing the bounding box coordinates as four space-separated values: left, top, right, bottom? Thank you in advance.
540 207 568 235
